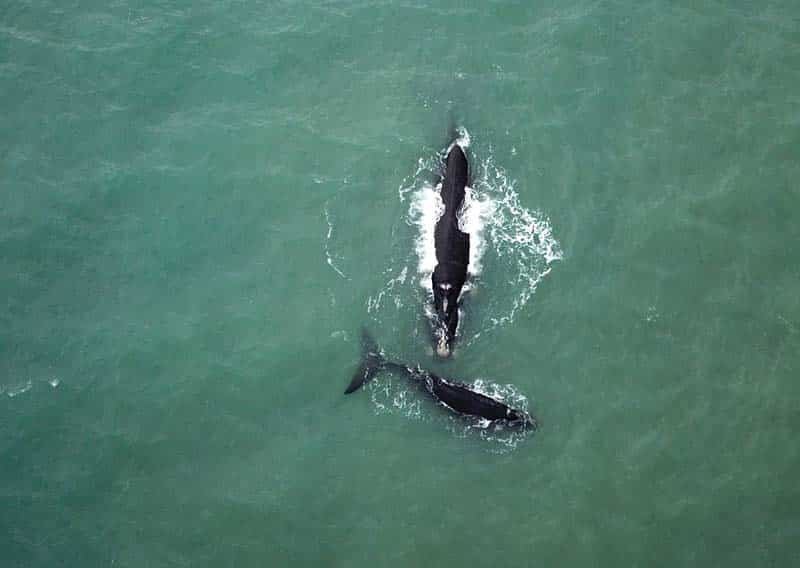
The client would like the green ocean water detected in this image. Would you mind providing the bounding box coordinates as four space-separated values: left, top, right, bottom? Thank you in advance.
2 0 800 565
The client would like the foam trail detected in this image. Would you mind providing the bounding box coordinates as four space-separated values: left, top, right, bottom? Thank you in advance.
475 154 563 330
458 186 494 276
367 266 408 313
409 182 444 287
324 204 348 279
4 380 33 398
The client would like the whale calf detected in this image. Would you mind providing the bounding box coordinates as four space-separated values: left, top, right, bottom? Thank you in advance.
345 331 536 428
431 141 470 357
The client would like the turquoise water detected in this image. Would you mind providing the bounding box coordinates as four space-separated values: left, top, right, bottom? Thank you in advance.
3 1 800 565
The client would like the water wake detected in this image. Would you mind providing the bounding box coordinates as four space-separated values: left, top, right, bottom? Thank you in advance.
324 202 348 280
1 377 60 399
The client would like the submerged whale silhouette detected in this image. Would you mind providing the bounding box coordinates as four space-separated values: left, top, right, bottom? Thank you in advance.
345 330 536 428
431 141 470 357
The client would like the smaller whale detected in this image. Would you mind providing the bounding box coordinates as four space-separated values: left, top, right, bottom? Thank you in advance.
345 330 536 428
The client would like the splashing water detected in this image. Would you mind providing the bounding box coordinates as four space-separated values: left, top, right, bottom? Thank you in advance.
408 183 444 286
324 202 348 280
368 375 425 421
471 153 563 333
369 127 562 342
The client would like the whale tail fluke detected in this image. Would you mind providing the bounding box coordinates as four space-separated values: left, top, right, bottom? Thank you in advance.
344 329 386 394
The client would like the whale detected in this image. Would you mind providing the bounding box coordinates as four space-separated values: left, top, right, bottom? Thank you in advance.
431 141 470 357
344 330 536 428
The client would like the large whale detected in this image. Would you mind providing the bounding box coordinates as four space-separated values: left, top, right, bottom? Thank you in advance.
431 141 470 357
345 331 536 428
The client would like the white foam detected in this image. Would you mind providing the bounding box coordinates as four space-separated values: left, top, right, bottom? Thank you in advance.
457 186 494 276
444 378 534 452
5 380 32 398
469 378 529 410
366 266 408 314
368 376 424 421
408 183 444 285
398 156 432 203
323 203 348 280
0 377 62 399
366 369 533 451
406 160 494 292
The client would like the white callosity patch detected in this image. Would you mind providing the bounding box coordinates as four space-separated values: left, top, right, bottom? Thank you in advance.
453 124 471 150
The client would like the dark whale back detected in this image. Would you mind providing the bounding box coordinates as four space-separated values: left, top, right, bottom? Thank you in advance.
428 377 513 421
431 143 471 356
440 144 468 213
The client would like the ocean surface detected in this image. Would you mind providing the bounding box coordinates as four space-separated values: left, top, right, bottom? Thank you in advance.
2 1 799 566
